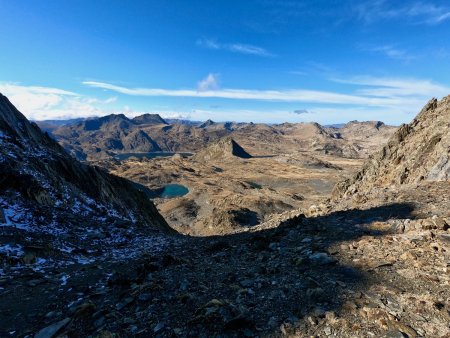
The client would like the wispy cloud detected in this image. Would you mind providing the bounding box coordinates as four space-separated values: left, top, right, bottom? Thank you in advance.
83 80 382 105
363 45 416 62
197 73 220 91
355 1 450 25
83 76 450 114
332 76 450 98
0 83 116 120
196 38 274 57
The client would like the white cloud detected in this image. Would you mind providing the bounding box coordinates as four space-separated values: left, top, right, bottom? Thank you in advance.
197 73 220 92
196 38 274 57
119 108 191 120
406 2 450 24
365 45 416 62
158 112 191 120
0 83 116 120
83 78 449 110
355 1 450 25
332 76 450 98
227 43 272 56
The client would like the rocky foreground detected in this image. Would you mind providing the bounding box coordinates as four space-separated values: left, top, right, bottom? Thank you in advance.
2 184 450 337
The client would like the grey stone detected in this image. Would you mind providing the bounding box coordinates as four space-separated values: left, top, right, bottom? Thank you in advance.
34 318 70 338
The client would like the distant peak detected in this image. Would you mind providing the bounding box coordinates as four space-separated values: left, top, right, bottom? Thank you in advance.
198 119 216 128
193 136 252 161
80 114 131 131
100 113 129 121
132 113 167 125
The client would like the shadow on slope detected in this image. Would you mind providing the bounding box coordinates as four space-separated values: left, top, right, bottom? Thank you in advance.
91 203 415 337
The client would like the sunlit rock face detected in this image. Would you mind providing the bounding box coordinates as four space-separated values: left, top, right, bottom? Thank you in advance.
333 96 450 200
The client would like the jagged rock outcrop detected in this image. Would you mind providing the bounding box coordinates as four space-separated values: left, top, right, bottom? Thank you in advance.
333 96 450 199
193 137 252 161
0 93 171 232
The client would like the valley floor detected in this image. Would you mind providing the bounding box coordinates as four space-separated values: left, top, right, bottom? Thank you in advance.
99 152 362 235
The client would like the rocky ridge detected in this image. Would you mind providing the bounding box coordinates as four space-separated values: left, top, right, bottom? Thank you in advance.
333 96 450 200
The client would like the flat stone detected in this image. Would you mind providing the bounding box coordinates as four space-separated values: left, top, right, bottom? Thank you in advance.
116 297 134 311
239 279 254 288
384 331 408 338
35 318 71 338
153 322 165 333
308 252 336 265
439 234 450 244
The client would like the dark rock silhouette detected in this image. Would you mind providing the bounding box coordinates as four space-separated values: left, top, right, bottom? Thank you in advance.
193 136 252 161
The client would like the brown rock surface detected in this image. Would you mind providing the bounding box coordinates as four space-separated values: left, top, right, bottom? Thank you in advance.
333 96 450 199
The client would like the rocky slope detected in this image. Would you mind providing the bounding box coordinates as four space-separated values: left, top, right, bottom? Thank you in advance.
327 120 395 158
333 97 450 199
0 93 176 334
0 94 170 231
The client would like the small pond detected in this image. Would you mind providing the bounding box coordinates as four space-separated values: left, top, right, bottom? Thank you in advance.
157 184 189 198
114 152 192 160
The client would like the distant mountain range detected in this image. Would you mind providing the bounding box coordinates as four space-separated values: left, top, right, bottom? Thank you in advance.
35 114 397 161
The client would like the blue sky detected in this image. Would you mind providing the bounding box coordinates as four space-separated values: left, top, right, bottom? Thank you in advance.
1 0 450 124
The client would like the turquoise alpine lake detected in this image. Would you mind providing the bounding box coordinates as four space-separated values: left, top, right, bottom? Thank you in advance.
158 184 189 198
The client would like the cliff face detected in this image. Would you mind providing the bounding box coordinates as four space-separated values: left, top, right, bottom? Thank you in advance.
333 96 450 199
0 93 171 233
